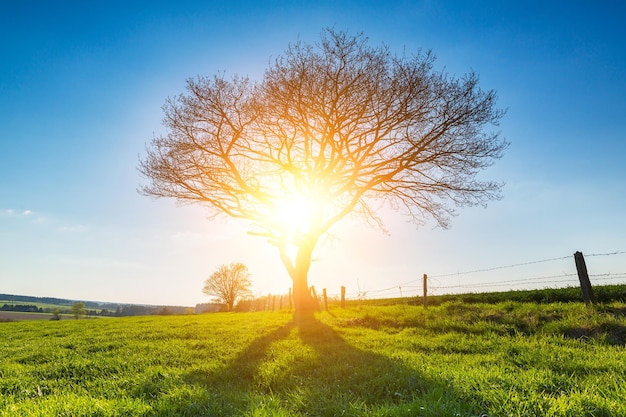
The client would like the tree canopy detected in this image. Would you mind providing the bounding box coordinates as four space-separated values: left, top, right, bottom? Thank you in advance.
140 29 507 313
71 302 86 319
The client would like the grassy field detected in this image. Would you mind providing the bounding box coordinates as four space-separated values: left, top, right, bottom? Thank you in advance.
1 301 625 416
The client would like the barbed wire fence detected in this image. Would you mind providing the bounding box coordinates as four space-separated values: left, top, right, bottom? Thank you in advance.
338 250 626 302
248 251 626 311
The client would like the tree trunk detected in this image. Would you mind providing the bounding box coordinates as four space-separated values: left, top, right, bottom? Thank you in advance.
279 240 318 315
292 269 316 315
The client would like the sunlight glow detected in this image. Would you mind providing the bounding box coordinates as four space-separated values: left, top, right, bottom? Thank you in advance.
271 193 320 240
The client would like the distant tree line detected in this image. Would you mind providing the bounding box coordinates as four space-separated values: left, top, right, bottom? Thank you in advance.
1 304 44 313
73 305 192 317
0 302 192 317
0 294 131 312
0 294 72 305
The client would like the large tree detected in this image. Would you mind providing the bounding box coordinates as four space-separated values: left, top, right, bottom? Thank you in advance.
140 29 507 314
203 262 253 311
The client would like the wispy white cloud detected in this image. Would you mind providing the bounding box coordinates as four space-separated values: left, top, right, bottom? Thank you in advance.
1 208 91 229
1 208 48 225
1 208 35 216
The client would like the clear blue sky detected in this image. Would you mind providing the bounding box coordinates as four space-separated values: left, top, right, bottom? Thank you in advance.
1 1 625 306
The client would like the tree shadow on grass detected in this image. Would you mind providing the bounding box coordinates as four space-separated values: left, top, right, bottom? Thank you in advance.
181 313 480 416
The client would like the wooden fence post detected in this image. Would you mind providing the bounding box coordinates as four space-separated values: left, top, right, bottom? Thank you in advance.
310 286 316 307
341 286 346 308
574 251 595 304
322 288 328 311
288 288 293 310
423 274 428 308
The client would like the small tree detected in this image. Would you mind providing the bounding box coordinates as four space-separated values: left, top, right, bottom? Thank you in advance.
71 302 86 320
203 262 252 311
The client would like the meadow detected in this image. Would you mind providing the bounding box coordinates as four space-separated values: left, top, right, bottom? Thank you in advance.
1 300 625 416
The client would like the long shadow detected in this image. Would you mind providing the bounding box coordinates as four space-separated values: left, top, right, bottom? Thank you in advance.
180 313 480 416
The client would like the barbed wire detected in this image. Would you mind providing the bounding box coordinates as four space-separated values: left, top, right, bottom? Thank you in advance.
340 251 626 300
346 279 626 300
587 251 626 257
589 273 626 280
345 273 626 300
435 273 578 290
429 255 572 278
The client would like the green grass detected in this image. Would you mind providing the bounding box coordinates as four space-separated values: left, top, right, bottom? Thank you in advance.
1 302 625 416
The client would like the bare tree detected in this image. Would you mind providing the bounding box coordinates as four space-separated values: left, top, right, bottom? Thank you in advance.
202 263 252 311
140 29 508 314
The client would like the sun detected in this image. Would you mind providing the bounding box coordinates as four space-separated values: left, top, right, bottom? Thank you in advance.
271 193 320 240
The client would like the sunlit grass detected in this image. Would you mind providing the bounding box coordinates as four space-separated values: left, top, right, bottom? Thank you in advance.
0 302 624 416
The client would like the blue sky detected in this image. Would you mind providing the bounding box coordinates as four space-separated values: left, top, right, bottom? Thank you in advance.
1 1 625 306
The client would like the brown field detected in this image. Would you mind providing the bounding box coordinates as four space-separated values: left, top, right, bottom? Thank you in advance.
0 311 58 321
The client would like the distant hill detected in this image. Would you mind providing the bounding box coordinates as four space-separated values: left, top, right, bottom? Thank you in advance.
0 293 193 316
0 293 130 310
0 293 76 306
